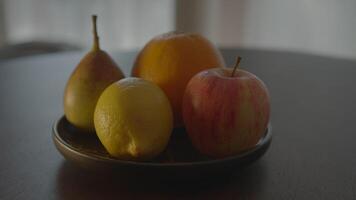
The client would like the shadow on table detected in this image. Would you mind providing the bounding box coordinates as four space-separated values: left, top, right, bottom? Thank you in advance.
55 159 268 199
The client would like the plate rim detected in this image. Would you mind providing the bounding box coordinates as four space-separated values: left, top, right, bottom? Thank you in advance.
53 115 272 168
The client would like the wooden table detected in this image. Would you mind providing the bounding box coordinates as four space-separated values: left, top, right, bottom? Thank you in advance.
0 49 356 199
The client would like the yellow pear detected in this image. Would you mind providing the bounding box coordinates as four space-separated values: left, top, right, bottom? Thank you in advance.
64 15 124 132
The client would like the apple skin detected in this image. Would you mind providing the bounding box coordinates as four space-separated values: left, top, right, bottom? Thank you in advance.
182 67 270 158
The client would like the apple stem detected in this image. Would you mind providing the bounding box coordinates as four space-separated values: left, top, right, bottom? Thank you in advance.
231 56 242 77
92 15 100 51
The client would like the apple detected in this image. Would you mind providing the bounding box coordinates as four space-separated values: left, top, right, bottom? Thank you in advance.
182 57 270 158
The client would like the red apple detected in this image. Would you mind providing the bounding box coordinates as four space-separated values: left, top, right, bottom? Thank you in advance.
182 57 270 158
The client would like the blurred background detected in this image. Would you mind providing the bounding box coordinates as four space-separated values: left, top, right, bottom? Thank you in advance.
0 0 355 60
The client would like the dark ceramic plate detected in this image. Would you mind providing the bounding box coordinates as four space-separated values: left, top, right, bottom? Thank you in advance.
53 116 272 181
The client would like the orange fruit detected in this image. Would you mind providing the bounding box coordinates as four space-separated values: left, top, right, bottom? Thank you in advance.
132 31 225 127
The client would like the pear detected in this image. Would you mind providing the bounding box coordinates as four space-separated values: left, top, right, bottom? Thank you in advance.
64 15 124 132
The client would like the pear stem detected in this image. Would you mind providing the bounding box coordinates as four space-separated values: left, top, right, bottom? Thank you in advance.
231 56 242 77
92 15 100 51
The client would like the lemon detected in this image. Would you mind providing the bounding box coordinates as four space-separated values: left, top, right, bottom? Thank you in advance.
94 77 173 160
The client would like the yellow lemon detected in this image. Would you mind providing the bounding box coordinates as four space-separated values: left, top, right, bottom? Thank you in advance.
94 77 173 160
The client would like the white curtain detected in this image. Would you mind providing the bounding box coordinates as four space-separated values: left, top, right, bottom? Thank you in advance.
1 0 356 60
2 0 175 50
0 0 6 46
176 0 356 60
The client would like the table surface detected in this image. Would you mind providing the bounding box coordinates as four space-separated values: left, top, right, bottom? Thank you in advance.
0 49 356 199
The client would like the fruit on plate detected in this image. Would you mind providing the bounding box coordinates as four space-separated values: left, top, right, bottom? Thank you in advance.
64 15 124 132
94 77 173 160
182 57 270 158
132 31 225 127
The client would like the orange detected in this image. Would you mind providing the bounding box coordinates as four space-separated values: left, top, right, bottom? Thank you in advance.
132 31 225 127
